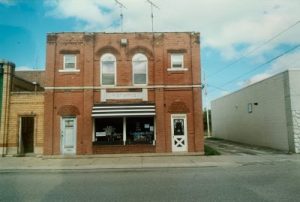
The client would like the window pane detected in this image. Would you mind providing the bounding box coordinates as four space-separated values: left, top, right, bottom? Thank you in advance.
134 74 146 84
94 118 123 145
126 117 154 145
171 54 183 68
65 63 75 69
65 55 76 63
102 74 115 85
174 119 184 135
102 61 115 73
64 55 76 69
133 61 147 73
172 62 183 68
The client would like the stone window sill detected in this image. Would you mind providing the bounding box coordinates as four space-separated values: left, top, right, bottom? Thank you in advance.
167 68 188 72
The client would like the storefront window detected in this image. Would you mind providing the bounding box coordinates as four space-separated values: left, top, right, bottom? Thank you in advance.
94 118 123 145
126 117 154 144
94 117 155 145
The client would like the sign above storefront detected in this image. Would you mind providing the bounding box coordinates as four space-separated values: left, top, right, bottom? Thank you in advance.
101 89 148 102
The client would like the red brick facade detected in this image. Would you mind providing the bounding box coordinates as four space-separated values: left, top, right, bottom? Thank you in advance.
44 32 204 155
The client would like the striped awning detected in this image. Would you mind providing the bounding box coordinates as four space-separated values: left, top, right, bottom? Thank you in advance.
92 104 156 117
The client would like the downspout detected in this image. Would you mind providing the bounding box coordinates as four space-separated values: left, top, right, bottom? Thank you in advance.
51 37 57 155
2 64 11 156
190 33 196 151
1 67 4 156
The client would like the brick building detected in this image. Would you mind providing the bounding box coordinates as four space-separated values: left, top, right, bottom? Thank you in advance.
0 60 45 156
44 32 204 155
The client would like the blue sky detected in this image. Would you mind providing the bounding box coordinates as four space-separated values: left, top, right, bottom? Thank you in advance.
0 0 299 107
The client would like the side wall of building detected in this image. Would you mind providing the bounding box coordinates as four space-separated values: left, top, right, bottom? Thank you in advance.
211 72 289 151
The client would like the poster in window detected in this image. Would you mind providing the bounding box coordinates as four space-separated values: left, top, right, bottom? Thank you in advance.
150 126 154 131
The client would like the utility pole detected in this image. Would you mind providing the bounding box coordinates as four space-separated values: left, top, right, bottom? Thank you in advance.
146 0 159 33
115 0 126 32
203 72 211 137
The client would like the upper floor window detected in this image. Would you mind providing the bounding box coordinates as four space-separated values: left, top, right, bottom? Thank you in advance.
64 54 76 70
101 53 116 86
171 53 184 69
132 53 148 85
168 53 188 72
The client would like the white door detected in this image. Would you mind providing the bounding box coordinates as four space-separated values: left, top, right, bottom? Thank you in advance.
171 114 188 152
61 117 76 154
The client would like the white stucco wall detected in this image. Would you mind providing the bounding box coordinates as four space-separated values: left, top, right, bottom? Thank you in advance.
211 71 290 151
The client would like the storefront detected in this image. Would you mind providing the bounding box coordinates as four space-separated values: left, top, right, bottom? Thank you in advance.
91 103 156 153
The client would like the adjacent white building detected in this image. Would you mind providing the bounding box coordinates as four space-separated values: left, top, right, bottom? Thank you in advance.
211 69 300 153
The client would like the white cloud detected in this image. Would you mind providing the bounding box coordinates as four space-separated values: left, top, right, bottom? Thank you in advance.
45 0 119 30
45 0 300 59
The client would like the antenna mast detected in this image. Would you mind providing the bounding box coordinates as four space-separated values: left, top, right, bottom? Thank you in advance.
115 0 126 32
146 0 159 32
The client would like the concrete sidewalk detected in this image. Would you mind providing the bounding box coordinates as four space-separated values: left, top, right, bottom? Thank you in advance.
1 153 299 171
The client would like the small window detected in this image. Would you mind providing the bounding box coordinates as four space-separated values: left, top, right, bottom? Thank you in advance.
248 103 253 113
101 53 116 86
132 53 147 85
64 55 76 70
171 54 184 69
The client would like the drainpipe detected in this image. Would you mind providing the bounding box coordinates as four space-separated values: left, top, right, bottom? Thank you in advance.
1 62 13 156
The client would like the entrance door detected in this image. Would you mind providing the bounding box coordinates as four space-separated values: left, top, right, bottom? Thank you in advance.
61 117 76 154
171 114 188 152
20 117 34 154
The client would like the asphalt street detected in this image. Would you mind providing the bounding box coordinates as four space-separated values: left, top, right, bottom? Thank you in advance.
1 160 300 202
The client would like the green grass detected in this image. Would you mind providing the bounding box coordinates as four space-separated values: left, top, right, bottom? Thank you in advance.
204 145 221 156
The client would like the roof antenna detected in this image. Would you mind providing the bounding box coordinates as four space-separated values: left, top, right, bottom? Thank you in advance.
146 0 159 33
115 0 127 32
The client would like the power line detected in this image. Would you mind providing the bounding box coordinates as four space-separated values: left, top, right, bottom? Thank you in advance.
207 20 300 78
206 84 228 92
217 44 300 89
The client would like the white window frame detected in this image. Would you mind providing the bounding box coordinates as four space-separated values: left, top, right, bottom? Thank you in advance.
59 54 79 72
132 53 148 86
168 53 188 71
100 53 117 86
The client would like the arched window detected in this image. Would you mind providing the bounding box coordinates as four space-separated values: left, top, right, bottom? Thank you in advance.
132 53 147 85
101 53 116 86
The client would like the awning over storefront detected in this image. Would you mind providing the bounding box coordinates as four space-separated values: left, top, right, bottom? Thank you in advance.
92 103 156 117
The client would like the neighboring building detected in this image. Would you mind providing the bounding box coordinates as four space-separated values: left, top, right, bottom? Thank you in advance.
44 32 204 155
0 60 45 156
211 69 300 153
